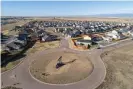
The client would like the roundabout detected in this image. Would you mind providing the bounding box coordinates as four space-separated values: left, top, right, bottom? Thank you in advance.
1 38 106 89
30 51 93 84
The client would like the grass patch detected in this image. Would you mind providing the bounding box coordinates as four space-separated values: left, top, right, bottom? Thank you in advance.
97 43 133 89
26 41 60 54
30 51 93 84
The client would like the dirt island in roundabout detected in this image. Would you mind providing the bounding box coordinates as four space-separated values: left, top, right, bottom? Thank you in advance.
29 50 94 84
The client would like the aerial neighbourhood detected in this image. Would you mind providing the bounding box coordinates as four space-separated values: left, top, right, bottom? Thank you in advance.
1 16 133 89
1 19 133 62
1 16 133 88
1 1 133 89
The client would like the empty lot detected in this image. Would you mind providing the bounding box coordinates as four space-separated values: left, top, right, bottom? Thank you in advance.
97 43 133 89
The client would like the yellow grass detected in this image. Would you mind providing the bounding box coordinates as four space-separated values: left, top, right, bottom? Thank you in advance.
26 41 60 54
59 17 133 23
32 17 133 23
97 43 133 89
1 20 31 35
68 38 74 49
30 51 93 84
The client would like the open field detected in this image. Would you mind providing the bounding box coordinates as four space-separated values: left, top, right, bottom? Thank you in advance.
30 51 93 84
1 20 32 35
26 41 60 54
97 43 133 89
34 17 133 23
60 17 133 23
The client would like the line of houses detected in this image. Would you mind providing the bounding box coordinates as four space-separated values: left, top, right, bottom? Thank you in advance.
32 20 132 33
67 25 133 50
1 20 133 64
1 23 57 65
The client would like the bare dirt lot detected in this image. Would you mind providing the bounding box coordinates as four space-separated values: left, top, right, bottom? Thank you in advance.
30 51 93 84
26 41 60 54
97 43 133 89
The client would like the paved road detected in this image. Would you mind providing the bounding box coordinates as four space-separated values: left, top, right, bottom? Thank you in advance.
2 38 132 89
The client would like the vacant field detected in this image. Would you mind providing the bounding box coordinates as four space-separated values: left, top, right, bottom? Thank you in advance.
97 43 133 89
30 17 133 23
26 41 60 54
60 17 133 23
30 51 93 84
1 20 32 35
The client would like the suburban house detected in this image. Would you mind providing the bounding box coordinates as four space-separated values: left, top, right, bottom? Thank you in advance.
91 36 103 44
75 39 92 48
105 30 120 40
101 36 112 42
41 35 52 42
1 32 28 65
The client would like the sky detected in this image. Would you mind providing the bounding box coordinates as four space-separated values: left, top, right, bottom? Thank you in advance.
1 1 133 16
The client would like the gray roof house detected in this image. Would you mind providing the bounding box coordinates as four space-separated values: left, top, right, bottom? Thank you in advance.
76 39 92 46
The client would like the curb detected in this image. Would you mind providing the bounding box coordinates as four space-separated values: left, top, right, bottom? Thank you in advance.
69 46 96 52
